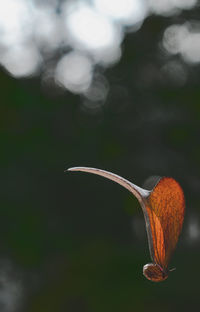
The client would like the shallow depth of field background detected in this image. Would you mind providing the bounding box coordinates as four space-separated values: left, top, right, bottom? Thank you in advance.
1 0 200 311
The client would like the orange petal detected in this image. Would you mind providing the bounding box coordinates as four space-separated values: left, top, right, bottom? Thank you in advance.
146 177 185 268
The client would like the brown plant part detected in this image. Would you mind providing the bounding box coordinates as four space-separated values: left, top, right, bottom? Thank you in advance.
67 167 185 282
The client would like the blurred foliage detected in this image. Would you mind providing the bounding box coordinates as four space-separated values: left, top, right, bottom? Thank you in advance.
1 5 200 312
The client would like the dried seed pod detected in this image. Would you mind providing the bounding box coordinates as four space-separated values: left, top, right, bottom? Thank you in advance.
67 167 185 282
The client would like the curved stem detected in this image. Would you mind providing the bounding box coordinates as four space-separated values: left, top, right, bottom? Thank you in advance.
67 166 150 203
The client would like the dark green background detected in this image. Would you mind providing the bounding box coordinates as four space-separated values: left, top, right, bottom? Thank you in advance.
1 8 200 312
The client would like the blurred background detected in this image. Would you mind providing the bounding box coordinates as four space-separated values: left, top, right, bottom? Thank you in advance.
1 0 200 311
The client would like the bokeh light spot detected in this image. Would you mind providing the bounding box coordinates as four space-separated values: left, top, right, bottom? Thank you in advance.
1 44 42 78
172 0 197 10
149 0 178 16
181 33 200 63
163 23 200 64
55 51 93 94
149 0 197 16
163 24 189 55
93 0 147 26
188 218 200 242
33 9 64 51
65 3 122 51
0 0 32 46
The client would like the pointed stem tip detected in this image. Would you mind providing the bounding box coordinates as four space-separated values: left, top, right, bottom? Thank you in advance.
66 167 81 172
